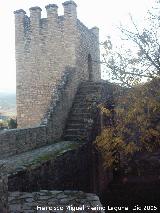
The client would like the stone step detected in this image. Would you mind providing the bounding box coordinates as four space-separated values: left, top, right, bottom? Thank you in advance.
63 135 87 141
80 81 104 87
69 112 91 117
72 102 95 108
62 81 104 142
77 87 101 93
68 114 93 121
76 91 102 98
76 87 103 93
67 118 91 124
64 128 88 135
74 94 100 101
79 82 103 87
70 107 91 114
76 89 101 94
73 99 100 105
74 96 100 101
65 123 92 132
72 101 98 107
67 117 93 123
66 122 88 129
77 89 103 94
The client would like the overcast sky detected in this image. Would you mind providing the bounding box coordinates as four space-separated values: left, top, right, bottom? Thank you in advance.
0 0 153 92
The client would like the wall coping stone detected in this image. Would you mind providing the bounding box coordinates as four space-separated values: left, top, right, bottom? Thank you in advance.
0 141 83 175
29 6 42 11
45 4 58 9
14 9 26 15
62 1 77 7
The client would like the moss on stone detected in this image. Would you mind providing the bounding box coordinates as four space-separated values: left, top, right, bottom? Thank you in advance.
28 141 83 168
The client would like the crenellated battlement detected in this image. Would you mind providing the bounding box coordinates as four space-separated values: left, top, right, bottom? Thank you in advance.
45 4 58 21
62 0 77 18
14 1 101 128
14 1 98 40
14 1 77 36
14 9 26 15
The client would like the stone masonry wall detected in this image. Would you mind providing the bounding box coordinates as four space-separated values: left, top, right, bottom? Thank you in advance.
0 68 78 159
15 2 77 128
0 126 47 160
42 67 79 143
15 1 100 128
9 190 105 213
7 143 92 193
77 21 101 82
0 175 8 213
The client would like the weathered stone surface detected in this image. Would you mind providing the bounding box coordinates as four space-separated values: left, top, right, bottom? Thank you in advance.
0 81 113 161
0 141 81 175
63 81 113 142
0 140 94 193
0 2 112 212
0 1 114 163
0 174 8 213
0 126 47 159
15 1 101 128
9 190 105 213
0 81 113 198
0 68 80 159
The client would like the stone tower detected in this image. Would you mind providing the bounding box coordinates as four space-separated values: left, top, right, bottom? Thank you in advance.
14 1 101 128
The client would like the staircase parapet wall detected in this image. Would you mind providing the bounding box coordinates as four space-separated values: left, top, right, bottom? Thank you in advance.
62 80 114 142
0 67 79 159
0 126 47 159
0 81 112 159
41 66 79 142
87 81 114 139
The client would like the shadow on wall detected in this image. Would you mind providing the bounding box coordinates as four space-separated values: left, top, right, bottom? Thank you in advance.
88 54 93 81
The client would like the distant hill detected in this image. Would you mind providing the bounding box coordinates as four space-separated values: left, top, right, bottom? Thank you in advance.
0 92 16 117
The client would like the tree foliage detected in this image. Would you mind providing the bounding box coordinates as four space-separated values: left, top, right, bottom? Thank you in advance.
0 117 17 129
8 118 17 129
0 119 8 129
102 0 160 87
94 78 160 169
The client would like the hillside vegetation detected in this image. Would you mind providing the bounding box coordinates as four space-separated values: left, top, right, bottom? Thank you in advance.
0 92 16 117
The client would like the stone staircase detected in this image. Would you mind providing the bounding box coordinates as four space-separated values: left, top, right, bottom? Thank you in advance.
0 81 109 193
0 81 113 212
63 81 107 142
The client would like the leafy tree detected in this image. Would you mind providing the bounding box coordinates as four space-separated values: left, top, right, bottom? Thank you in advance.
95 0 160 177
94 78 160 169
102 0 160 87
7 118 17 129
0 120 8 129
